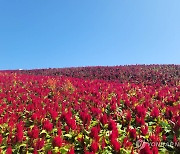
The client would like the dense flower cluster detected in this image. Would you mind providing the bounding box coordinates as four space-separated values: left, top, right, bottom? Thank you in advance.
0 65 179 153
7 65 180 86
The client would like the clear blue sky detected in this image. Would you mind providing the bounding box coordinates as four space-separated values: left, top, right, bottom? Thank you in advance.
0 0 180 70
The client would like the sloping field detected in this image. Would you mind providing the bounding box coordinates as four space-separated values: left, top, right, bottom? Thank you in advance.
0 65 180 154
8 65 180 86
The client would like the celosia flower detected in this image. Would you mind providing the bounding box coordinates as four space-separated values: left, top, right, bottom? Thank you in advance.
57 128 62 136
90 127 99 141
151 107 160 118
31 126 39 139
123 137 132 148
6 146 12 154
129 129 137 139
135 105 146 118
152 146 158 154
109 128 119 140
35 138 45 150
162 135 167 141
139 144 152 154
68 147 75 154
90 141 99 153
149 135 160 143
155 125 161 134
50 110 58 120
16 131 23 142
65 125 69 133
53 136 62 147
0 134 3 145
47 151 53 154
108 120 117 130
33 149 38 154
136 116 145 125
173 135 177 143
126 111 132 122
66 118 77 130
111 139 121 152
43 120 53 132
141 125 148 136
100 114 108 125
31 113 38 121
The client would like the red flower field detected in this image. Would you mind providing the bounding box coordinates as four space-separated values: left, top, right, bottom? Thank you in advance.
0 65 180 153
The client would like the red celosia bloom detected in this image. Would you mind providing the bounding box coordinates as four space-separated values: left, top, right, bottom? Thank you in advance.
57 128 62 136
31 113 38 121
162 135 166 142
91 107 102 117
53 136 62 147
135 105 146 118
43 120 53 132
108 120 117 130
165 107 172 119
100 114 108 125
16 122 24 142
124 100 130 107
6 146 12 154
152 146 158 154
110 103 116 112
149 135 160 143
31 126 39 139
122 137 128 146
90 127 99 141
123 137 132 148
173 135 177 143
126 111 132 122
80 112 91 126
68 147 75 154
155 125 161 134
91 141 99 153
129 129 137 139
136 116 145 125
125 141 132 148
16 131 23 142
50 110 58 120
141 125 148 136
111 139 121 152
139 144 152 154
110 128 119 140
66 118 77 130
35 138 45 150
33 149 38 154
65 125 69 133
16 121 24 131
151 107 160 118
0 134 3 145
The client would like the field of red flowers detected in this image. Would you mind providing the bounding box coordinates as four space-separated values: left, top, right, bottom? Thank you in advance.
0 65 180 154
10 65 180 86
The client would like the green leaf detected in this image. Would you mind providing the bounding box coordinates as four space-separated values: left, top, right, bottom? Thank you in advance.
120 148 129 154
64 134 72 139
159 147 169 154
90 120 98 127
53 147 59 153
60 147 69 153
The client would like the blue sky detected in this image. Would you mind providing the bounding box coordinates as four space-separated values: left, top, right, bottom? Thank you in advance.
0 0 180 70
